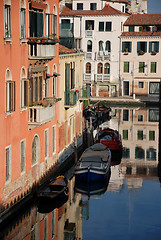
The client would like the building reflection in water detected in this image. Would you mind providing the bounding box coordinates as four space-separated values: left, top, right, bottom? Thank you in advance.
1 107 159 240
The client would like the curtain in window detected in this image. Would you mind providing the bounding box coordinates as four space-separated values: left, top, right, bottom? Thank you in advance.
151 62 157 73
139 62 145 73
124 62 129 72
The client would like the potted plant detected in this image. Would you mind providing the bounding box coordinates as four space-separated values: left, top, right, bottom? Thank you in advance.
138 49 145 55
124 48 128 55
151 51 157 55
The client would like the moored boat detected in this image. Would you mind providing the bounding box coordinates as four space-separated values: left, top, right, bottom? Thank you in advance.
37 176 68 201
74 143 111 182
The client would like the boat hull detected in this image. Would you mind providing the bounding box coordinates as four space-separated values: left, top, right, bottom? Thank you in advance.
75 167 109 182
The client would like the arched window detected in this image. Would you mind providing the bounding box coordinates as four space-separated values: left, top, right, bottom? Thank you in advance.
4 0 11 38
99 41 104 51
97 63 103 74
21 67 29 108
104 63 110 74
105 41 111 52
5 68 15 112
31 135 40 165
20 0 26 39
45 3 50 37
53 5 57 35
87 40 92 52
53 64 57 97
86 62 91 73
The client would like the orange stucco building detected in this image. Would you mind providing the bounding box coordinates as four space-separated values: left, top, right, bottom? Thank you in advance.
0 0 60 208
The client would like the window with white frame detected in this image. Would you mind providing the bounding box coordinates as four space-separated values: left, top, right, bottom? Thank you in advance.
150 62 157 73
52 126 56 154
138 115 143 121
5 146 11 182
97 63 103 74
105 41 111 52
87 40 92 52
21 69 29 108
45 129 49 159
53 5 57 36
31 135 40 165
5 69 15 112
123 109 129 121
29 73 43 104
104 63 110 74
20 139 26 173
4 4 11 38
20 8 26 39
86 62 91 74
138 82 144 88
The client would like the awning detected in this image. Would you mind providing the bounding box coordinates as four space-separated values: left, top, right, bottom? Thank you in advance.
31 1 47 10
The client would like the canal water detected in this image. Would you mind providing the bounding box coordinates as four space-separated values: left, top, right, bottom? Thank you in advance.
1 107 161 240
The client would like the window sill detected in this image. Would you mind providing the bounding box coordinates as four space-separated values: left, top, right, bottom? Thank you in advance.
5 111 14 118
20 39 28 45
4 38 13 44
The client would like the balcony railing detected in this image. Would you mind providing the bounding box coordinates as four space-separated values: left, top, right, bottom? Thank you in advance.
83 74 92 81
94 74 110 82
64 91 78 106
85 30 93 38
28 37 57 59
85 52 92 59
28 104 55 129
79 85 91 99
95 51 111 61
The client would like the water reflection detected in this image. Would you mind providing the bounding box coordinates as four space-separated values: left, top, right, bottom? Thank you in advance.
1 107 160 240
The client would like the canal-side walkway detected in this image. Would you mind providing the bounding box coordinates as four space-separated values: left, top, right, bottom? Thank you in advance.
91 95 159 106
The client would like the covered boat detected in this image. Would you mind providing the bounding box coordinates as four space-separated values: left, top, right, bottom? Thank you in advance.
37 176 68 201
95 128 123 155
74 143 111 182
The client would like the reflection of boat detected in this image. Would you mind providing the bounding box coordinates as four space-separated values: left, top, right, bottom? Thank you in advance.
75 172 110 198
37 176 68 201
38 194 68 213
95 128 123 155
74 143 111 182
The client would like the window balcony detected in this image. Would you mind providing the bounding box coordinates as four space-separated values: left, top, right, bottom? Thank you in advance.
85 52 92 59
79 85 91 100
83 74 92 81
28 98 56 129
95 52 111 61
94 74 110 82
85 30 93 38
28 37 58 60
64 91 78 107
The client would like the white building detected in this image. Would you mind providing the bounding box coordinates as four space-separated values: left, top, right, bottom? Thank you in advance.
59 0 130 97
120 13 161 98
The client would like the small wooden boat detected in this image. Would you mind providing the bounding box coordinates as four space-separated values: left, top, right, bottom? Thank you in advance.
37 176 68 201
74 143 111 182
95 128 123 153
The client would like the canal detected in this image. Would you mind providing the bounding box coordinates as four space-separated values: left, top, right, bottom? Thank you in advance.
1 106 161 240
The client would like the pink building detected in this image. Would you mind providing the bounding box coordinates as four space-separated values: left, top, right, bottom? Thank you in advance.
0 0 60 209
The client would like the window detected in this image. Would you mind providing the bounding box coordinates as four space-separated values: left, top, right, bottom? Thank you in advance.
129 26 134 32
104 63 110 74
52 126 56 154
149 109 159 122
45 79 49 98
139 62 145 73
5 146 11 182
20 8 26 39
4 4 11 38
87 40 92 52
135 147 145 159
77 3 83 10
44 217 48 240
123 130 128 140
20 140 26 173
105 22 112 31
85 20 94 30
149 82 159 95
29 74 43 104
149 130 155 141
124 62 129 73
123 148 130 158
122 42 132 53
6 81 16 112
53 7 57 36
21 78 29 108
53 77 56 97
149 41 159 53
99 41 104 51
45 129 49 159
138 115 143 121
137 42 147 54
29 6 43 37
86 62 91 74
151 62 157 73
139 82 144 88
137 130 143 140
97 63 103 74
31 135 40 165
99 22 104 32
105 41 111 52
71 62 75 89
90 3 97 10
61 19 70 29
123 109 129 121
147 148 156 161
52 211 55 238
